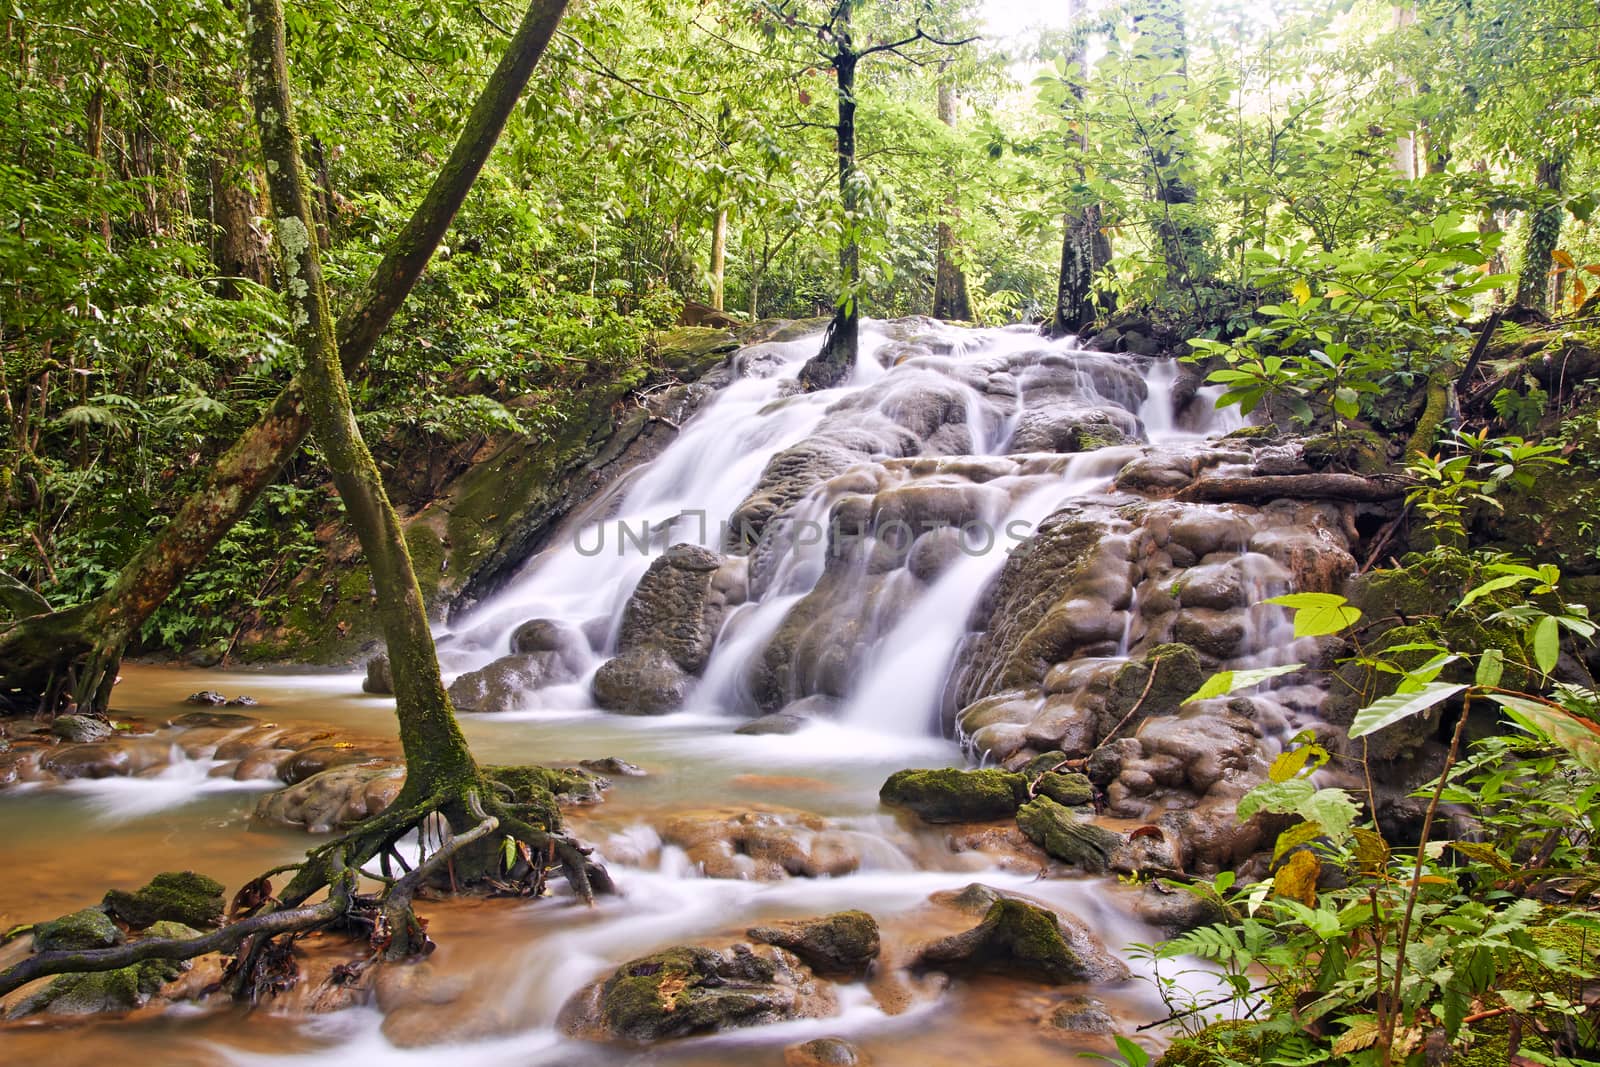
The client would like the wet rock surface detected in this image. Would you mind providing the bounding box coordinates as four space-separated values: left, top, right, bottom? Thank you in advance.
913 895 1130 985
879 768 1030 823
748 910 881 978
562 942 837 1041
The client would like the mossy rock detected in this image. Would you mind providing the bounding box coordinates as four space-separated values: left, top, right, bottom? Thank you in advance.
1220 424 1276 441
1301 428 1388 475
1104 643 1205 733
748 910 880 978
912 897 1126 985
103 871 224 930
879 768 1030 823
1015 796 1123 873
650 327 739 375
482 764 609 831
32 908 123 952
1033 771 1093 807
1154 1020 1262 1067
6 922 198 1018
583 943 824 1040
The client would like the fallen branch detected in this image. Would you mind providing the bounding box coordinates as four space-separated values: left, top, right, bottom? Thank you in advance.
0 857 355 1000
1177 473 1409 504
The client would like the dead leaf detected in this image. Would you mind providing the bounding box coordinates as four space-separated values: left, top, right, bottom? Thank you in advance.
1274 849 1321 907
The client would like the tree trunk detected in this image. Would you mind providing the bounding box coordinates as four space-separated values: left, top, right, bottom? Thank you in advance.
1133 0 1204 289
798 17 860 392
245 0 475 795
0 0 571 717
210 142 271 297
1515 157 1564 312
932 74 972 322
710 205 728 311
1049 0 1110 338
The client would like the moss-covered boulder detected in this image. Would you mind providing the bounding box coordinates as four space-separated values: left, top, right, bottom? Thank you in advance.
879 768 1030 823
1104 643 1205 731
1301 428 1388 475
561 943 836 1041
7 921 199 1019
748 911 880 978
1016 796 1124 873
1033 771 1093 807
32 908 123 952
912 897 1130 985
102 871 225 930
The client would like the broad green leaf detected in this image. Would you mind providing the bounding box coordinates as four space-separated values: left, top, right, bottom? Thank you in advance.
1301 788 1359 842
1534 615 1561 674
1347 682 1467 739
1265 593 1362 638
1475 647 1504 689
1238 777 1315 820
1184 663 1302 704
1492 694 1600 773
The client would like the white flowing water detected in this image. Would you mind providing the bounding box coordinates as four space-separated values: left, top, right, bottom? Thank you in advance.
1 321 1260 1065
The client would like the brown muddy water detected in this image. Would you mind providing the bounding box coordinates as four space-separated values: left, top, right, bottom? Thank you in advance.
0 664 1198 1065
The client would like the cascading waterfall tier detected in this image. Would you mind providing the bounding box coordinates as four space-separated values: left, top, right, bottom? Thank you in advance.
444 318 1367 841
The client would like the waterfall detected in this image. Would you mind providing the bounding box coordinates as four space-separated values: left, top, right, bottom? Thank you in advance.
442 318 1245 739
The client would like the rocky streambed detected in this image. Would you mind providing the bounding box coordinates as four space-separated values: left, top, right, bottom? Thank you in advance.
1 320 1431 1063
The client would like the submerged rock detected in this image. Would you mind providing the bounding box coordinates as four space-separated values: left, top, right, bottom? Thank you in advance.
580 756 646 777
185 690 228 706
254 764 406 833
786 1037 866 1067
659 807 870 880
735 712 809 735
7 923 197 1018
362 652 393 694
562 943 836 1041
748 911 880 978
103 871 224 930
913 897 1129 985
879 767 1029 823
1043 994 1116 1035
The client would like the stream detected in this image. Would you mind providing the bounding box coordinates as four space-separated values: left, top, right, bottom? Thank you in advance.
3 320 1265 1064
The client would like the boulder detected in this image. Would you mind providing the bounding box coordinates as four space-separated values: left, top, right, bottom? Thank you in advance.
591 647 692 714
580 757 646 777
254 764 406 833
616 543 730 674
6 923 197 1018
912 897 1129 985
735 712 809 735
185 691 228 706
1043 994 1116 1035
659 808 867 879
1015 796 1124 873
561 943 836 1041
102 871 225 929
747 911 880 978
1033 771 1093 807
509 617 589 664
32 908 124 952
786 1037 866 1067
362 653 392 695
879 768 1029 823
50 715 112 743
448 651 577 713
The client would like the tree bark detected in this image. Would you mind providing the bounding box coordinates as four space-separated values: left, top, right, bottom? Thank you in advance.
1133 0 1204 289
246 0 475 793
798 16 861 392
710 205 728 311
0 0 571 716
1050 0 1111 338
1515 157 1564 312
1177 473 1407 504
931 74 972 322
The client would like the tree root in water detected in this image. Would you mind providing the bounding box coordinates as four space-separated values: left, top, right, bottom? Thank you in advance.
0 781 613 1005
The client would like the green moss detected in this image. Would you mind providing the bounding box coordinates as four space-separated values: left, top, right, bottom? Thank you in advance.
1303 428 1389 475
482 764 608 831
747 910 880 977
1015 795 1122 872
1406 367 1454 460
1154 1020 1261 1067
32 908 123 952
103 871 224 930
649 327 738 374
1033 771 1093 807
879 767 1030 823
1220 424 1276 441
1108 643 1205 726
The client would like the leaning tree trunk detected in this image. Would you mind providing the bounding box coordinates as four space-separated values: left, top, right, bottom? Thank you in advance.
799 8 861 392
931 75 972 322
1515 156 1564 312
245 0 474 801
0 0 570 718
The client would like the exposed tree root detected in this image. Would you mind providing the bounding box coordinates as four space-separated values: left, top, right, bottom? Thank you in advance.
0 780 613 1006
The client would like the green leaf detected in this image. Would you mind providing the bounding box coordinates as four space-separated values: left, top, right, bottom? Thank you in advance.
1534 615 1561 674
1265 593 1362 638
1492 694 1600 773
1348 682 1467 739
1476 648 1504 689
1184 663 1303 704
